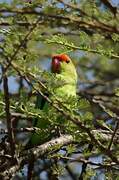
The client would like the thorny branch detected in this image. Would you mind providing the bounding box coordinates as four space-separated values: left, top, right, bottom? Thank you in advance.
0 128 119 143
58 155 118 170
46 38 119 60
0 8 119 35
0 135 73 179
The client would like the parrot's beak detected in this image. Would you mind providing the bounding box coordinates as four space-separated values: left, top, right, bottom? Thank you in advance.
51 58 61 73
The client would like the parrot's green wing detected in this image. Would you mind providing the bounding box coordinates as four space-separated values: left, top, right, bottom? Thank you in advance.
26 93 49 148
35 93 46 109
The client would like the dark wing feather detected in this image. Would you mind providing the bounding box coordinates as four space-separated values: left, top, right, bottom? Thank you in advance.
33 92 49 126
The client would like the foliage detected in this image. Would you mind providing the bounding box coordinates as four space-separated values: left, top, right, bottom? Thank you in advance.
0 0 119 179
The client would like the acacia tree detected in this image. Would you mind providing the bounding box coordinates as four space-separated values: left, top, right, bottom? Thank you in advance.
0 0 119 179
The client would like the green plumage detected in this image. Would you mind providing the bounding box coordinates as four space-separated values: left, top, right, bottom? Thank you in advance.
29 57 77 147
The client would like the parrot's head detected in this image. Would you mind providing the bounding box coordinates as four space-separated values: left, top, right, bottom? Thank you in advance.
51 54 77 83
51 54 77 97
52 54 70 74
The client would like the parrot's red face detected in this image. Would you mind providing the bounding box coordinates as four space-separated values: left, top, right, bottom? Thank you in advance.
51 54 70 73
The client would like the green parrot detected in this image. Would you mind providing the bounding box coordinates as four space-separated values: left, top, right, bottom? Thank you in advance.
28 54 77 147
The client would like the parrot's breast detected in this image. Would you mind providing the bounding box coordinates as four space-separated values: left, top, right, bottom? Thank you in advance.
54 84 77 98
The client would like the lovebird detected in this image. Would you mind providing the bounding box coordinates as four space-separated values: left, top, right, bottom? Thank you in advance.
28 54 77 147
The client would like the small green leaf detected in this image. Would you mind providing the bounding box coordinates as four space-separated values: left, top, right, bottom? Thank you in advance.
115 88 119 96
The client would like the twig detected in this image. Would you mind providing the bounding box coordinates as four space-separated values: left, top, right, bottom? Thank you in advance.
58 0 118 27
57 0 88 16
47 38 119 60
65 165 76 180
0 127 43 134
108 120 119 150
79 144 93 179
60 156 117 169
0 128 119 144
100 0 117 16
2 67 15 157
27 154 35 180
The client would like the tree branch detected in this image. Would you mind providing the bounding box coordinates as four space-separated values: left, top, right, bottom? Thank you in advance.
0 8 119 34
0 135 73 179
108 120 119 150
2 67 15 157
100 0 117 16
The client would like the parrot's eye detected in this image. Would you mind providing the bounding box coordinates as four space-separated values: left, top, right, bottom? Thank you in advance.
66 60 70 63
59 58 70 63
